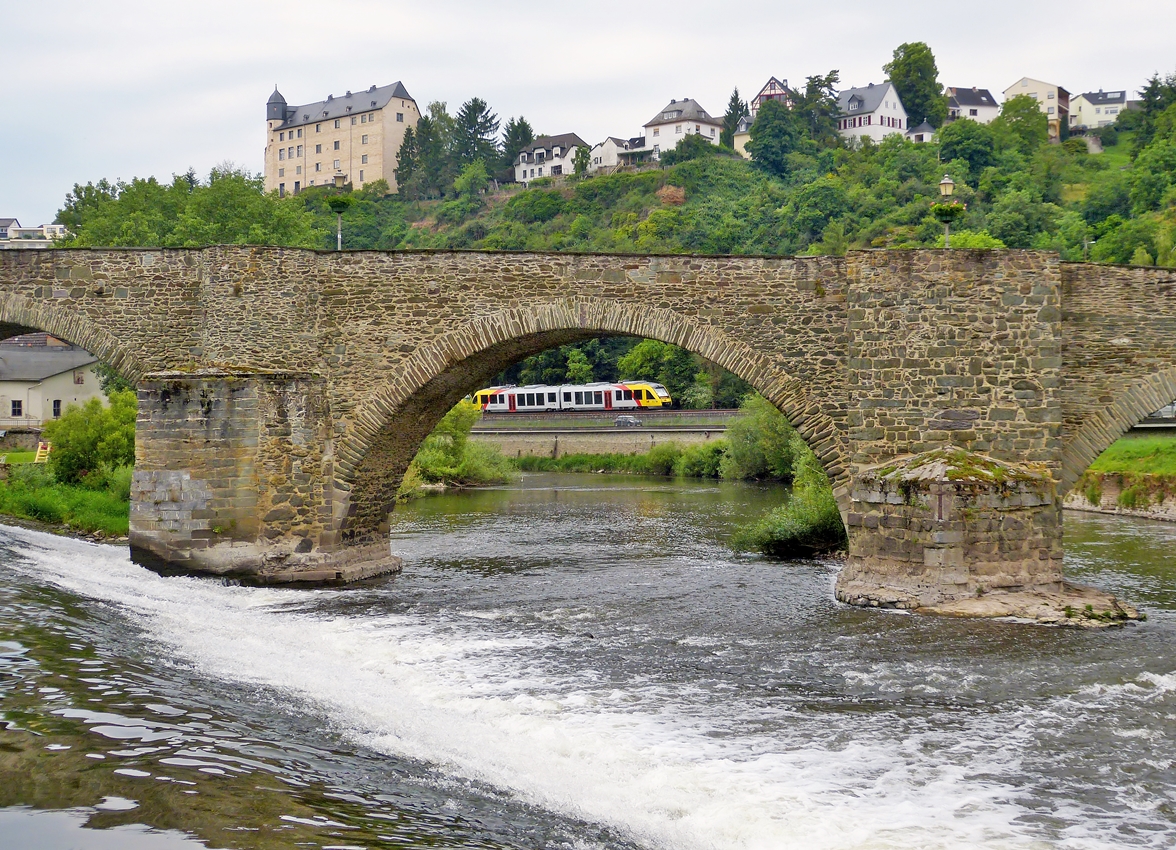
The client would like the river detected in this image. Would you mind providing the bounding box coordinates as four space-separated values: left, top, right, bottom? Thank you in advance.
0 473 1173 849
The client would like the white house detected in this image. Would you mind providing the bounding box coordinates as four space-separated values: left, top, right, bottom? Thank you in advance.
0 219 67 249
0 334 106 430
836 83 908 144
589 137 641 173
640 98 722 160
515 133 589 184
946 87 1000 124
1070 90 1128 130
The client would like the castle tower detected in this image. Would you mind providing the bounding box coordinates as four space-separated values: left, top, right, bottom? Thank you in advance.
267 88 287 123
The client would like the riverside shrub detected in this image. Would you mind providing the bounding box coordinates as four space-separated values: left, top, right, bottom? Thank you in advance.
43 390 137 485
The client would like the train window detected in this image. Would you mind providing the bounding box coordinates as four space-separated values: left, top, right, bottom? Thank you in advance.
563 392 571 402
594 391 603 404
527 393 536 406
624 389 633 400
548 393 556 403
575 392 583 404
615 390 622 401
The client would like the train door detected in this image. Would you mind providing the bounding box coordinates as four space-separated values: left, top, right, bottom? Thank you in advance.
508 393 517 412
604 389 613 410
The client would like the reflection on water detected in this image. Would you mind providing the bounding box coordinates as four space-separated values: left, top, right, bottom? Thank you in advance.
0 474 1173 849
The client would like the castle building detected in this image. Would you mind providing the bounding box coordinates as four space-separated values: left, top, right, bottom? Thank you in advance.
264 82 419 196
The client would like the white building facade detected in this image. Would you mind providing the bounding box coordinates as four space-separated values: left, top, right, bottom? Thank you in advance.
0 335 105 430
946 87 1000 124
515 133 589 184
1070 90 1128 130
0 219 66 249
641 98 722 159
836 83 908 144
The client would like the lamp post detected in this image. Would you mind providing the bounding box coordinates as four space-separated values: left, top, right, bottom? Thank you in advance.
938 175 955 248
326 173 349 251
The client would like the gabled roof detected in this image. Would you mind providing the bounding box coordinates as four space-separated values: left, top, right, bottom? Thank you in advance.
519 133 588 158
0 218 18 232
837 82 900 116
274 82 414 130
907 121 935 136
1077 89 1127 105
946 87 997 108
0 346 97 383
645 98 719 128
754 76 792 102
735 114 753 134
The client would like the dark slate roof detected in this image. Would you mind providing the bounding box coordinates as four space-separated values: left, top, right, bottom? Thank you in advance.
274 82 414 130
837 82 898 116
0 218 18 231
907 121 936 136
268 88 286 105
519 133 588 157
946 87 997 108
1079 89 1127 105
645 98 718 128
0 346 96 382
735 114 753 134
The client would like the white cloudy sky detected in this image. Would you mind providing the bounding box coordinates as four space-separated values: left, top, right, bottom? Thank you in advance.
3 0 1174 225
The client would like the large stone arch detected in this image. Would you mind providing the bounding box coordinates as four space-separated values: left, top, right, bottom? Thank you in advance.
1059 366 1176 496
333 299 849 539
0 292 148 382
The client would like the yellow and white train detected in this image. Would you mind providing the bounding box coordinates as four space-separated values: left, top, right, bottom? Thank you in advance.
473 381 672 412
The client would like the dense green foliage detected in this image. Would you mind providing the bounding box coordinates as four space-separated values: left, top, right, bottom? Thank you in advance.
884 42 948 129
42 391 137 486
398 400 514 498
0 464 130 536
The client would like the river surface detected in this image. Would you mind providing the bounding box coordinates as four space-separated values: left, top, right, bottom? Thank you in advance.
0 473 1173 849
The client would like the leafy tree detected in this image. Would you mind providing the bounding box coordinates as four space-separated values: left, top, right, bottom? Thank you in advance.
883 42 947 128
453 98 501 167
659 133 730 165
1134 71 1176 152
721 87 748 148
453 160 490 199
992 94 1049 156
1129 139 1176 213
794 71 842 147
934 229 1006 248
937 119 996 179
43 390 137 485
565 348 594 383
720 394 797 480
746 99 809 179
94 363 133 395
500 116 535 180
573 145 591 178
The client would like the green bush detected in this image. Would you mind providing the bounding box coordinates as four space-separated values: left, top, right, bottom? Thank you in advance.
504 189 566 223
720 394 796 481
43 390 136 485
732 440 846 557
674 441 726 478
400 400 515 496
645 443 683 476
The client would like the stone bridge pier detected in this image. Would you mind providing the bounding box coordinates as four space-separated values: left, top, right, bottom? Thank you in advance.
1 246 1172 616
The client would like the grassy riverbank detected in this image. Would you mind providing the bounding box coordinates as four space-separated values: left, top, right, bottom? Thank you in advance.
0 464 130 537
1088 434 1176 475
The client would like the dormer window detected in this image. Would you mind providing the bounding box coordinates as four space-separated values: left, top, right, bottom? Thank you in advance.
520 152 527 162
552 147 561 157
849 101 859 111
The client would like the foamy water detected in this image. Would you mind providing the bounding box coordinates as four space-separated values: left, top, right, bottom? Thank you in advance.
2 478 1174 849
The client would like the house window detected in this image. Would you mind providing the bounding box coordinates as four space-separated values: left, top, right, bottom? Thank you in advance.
359 170 364 181
710 127 715 136
297 129 302 138
552 165 562 175
1048 106 1055 114
279 149 285 160
334 140 340 150
334 119 340 128
1047 92 1055 99
11 400 21 417
361 114 366 123
361 135 368 144
969 109 978 116
653 128 659 136
295 165 301 174
316 144 322 154
351 116 357 125
52 400 61 418
315 162 321 172
361 154 368 164
296 145 302 156
288 147 293 158
1096 107 1101 114
294 181 300 193
278 167 285 177
676 124 682 133
280 132 285 141
279 183 285 197
334 159 340 168
316 123 321 132
538 167 543 176
397 112 404 122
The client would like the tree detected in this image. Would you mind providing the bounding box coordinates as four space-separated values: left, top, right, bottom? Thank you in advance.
453 98 500 167
746 99 808 178
43 390 137 485
565 348 594 383
992 94 1048 157
883 42 947 129
721 87 748 148
794 71 842 147
453 160 490 198
937 119 996 179
1134 71 1176 152
500 116 535 180
573 145 591 178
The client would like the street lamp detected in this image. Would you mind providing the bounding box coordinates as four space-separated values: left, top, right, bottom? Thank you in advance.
325 173 350 251
939 175 955 248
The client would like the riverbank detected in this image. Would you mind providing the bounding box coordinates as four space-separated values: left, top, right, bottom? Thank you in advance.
1067 433 1176 522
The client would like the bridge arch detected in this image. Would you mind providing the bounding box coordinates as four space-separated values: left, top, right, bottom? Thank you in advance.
334 299 849 538
0 292 148 383
1060 366 1176 496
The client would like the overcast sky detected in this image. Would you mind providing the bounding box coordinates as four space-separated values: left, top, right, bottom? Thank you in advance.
3 0 1174 226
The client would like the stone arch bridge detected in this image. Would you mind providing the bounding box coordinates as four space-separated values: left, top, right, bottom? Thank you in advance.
1 247 1173 612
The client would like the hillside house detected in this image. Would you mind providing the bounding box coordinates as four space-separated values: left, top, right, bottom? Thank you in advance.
837 83 908 144
1003 77 1070 139
0 334 105 430
946 87 999 124
515 133 589 184
1070 90 1127 130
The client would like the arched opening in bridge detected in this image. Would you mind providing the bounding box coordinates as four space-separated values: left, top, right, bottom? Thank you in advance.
334 303 850 559
0 308 142 537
